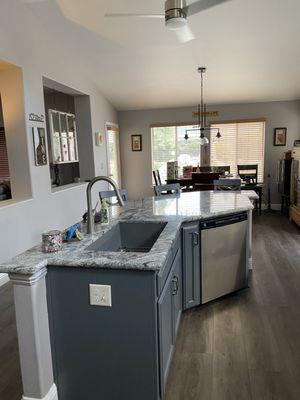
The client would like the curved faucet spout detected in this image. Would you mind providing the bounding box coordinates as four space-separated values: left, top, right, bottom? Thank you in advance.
86 176 124 234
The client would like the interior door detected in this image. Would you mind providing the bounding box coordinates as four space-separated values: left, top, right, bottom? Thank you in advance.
106 124 121 187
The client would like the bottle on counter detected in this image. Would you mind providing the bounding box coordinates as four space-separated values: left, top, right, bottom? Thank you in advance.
100 198 109 225
196 163 201 173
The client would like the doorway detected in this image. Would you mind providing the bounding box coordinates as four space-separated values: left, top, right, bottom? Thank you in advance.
106 123 121 187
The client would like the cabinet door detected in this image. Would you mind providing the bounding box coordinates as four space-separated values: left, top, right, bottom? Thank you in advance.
182 222 200 309
158 273 173 395
172 248 182 340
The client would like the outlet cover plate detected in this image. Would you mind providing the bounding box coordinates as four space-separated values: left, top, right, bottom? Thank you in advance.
89 284 112 307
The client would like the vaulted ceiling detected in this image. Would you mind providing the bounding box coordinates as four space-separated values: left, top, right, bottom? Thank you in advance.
24 0 300 110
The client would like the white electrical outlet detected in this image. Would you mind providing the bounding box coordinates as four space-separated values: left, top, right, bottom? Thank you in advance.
89 284 112 307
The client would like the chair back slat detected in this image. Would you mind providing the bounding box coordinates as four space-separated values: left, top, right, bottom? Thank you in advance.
152 170 162 186
214 179 241 191
237 164 258 184
156 170 162 185
152 171 159 186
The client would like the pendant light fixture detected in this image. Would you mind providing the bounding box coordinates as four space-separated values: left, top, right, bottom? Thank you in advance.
185 67 221 144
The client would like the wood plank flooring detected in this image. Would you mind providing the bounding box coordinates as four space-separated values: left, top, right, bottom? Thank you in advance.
0 213 299 400
0 282 22 400
165 213 300 400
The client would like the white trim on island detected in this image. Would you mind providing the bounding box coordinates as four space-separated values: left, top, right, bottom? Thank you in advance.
10 269 57 400
22 384 58 400
0 273 9 287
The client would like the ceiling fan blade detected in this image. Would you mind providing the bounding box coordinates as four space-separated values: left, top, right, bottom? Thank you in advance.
22 0 48 3
105 13 165 19
185 0 232 17
175 25 195 43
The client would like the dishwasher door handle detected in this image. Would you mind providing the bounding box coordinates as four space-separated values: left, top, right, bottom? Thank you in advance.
201 213 247 229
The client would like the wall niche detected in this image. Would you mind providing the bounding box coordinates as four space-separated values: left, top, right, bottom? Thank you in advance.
43 78 94 190
44 87 80 187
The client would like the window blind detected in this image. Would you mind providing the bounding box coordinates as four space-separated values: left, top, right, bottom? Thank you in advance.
151 125 201 182
0 129 10 180
210 121 265 182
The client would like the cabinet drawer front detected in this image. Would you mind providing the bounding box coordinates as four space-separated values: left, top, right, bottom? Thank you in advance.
182 222 200 309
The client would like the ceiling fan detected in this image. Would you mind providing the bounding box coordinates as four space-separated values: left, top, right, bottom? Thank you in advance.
105 0 232 43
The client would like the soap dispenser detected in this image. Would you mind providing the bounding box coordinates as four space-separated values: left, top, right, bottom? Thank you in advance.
100 198 109 225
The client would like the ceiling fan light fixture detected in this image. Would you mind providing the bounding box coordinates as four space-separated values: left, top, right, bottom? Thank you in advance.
165 16 187 30
165 0 187 30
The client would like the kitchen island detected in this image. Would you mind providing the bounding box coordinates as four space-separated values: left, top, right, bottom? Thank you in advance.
0 191 256 400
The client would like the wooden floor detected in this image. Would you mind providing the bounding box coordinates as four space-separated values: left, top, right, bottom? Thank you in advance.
165 213 300 400
0 213 299 400
0 282 22 400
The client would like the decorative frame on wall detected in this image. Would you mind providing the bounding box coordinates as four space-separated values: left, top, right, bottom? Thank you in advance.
48 109 79 163
32 127 47 166
274 127 287 146
131 134 142 152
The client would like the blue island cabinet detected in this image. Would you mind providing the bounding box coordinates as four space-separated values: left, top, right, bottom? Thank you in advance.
46 236 182 400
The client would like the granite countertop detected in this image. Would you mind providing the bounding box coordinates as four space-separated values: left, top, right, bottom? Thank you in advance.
0 191 254 276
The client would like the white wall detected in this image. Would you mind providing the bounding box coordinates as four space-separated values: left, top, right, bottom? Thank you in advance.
0 0 117 263
118 100 300 203
0 66 32 201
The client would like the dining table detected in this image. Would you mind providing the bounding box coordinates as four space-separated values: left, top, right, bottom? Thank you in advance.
166 175 263 215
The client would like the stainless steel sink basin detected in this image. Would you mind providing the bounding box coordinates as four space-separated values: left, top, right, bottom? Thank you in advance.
86 221 167 253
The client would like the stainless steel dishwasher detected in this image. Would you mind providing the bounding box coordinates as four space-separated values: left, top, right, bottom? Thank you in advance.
200 212 248 304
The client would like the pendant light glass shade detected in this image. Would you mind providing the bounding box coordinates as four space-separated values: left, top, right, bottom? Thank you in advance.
199 136 205 146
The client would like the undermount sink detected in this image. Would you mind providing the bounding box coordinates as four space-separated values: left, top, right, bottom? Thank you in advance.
86 221 167 253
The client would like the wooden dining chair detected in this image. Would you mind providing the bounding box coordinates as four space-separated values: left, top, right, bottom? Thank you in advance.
214 179 241 191
237 164 258 184
152 170 162 186
192 172 219 191
154 183 181 197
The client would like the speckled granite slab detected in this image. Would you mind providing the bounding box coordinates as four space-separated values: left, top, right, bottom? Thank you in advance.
0 191 253 276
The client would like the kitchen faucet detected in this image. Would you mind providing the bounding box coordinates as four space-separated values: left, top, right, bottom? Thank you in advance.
86 176 124 234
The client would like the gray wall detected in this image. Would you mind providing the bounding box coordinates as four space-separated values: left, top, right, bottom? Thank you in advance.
0 0 117 263
118 100 300 203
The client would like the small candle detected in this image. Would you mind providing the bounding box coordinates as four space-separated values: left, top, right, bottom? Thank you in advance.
42 230 63 253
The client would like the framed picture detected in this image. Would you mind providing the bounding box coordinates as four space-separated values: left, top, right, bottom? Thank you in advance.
131 134 142 151
32 127 47 166
274 128 287 146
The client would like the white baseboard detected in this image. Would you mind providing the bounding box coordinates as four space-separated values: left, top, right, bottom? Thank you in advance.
22 384 58 400
0 273 9 287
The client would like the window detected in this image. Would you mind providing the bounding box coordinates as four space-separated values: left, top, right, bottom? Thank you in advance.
151 125 201 182
106 124 121 188
210 120 265 182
